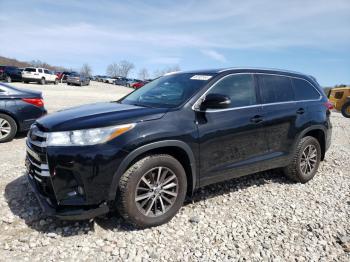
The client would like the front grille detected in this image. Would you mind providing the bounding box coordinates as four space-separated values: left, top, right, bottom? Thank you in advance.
26 125 57 206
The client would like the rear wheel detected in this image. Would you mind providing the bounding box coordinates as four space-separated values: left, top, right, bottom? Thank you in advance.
0 114 17 143
6 76 11 83
283 136 321 183
341 101 350 118
117 154 187 228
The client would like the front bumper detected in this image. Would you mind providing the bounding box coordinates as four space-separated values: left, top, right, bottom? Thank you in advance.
25 125 129 220
27 172 109 220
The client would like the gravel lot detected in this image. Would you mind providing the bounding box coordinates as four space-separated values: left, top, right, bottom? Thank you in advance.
0 82 349 261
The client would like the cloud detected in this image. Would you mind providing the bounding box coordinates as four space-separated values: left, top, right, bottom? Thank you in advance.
200 49 227 62
0 0 349 78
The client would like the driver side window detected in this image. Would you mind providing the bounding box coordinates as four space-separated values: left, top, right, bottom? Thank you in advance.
207 74 257 108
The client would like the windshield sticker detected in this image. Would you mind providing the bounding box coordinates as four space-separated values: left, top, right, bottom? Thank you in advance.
190 75 212 81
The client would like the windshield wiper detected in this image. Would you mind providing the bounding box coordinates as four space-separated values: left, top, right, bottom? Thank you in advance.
129 102 156 108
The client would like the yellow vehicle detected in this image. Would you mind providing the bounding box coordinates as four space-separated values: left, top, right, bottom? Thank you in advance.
328 87 350 118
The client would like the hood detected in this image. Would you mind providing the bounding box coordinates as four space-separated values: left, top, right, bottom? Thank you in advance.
36 102 168 132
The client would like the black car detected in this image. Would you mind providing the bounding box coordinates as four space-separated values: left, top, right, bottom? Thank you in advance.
0 66 22 83
26 68 332 228
0 83 46 143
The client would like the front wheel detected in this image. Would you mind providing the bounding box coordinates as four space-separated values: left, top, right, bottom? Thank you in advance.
283 136 321 183
117 154 187 228
341 101 350 118
40 78 46 85
6 76 11 83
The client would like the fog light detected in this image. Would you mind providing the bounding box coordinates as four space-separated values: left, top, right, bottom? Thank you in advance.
77 186 84 195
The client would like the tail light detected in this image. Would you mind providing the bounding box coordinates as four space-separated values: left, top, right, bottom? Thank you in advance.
324 101 334 110
22 98 44 107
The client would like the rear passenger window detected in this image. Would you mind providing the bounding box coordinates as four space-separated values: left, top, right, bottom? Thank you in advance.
259 75 294 103
207 74 257 108
293 78 320 100
38 69 43 73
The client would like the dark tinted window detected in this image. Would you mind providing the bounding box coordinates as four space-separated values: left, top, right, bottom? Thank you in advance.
293 78 320 100
38 69 43 73
334 92 344 99
25 68 36 72
259 75 293 103
207 74 257 108
44 69 50 74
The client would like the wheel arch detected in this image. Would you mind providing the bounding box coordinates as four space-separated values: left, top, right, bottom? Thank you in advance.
108 140 197 201
297 126 327 161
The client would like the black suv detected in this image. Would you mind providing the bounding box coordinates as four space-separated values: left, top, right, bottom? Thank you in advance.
0 66 22 83
26 68 332 228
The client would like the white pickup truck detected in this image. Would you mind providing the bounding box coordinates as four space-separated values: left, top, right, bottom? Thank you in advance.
22 67 58 85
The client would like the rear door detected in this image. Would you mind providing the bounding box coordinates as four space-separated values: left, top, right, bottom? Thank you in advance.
257 74 299 165
197 73 269 185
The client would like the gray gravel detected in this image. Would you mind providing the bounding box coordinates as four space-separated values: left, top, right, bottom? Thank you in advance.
0 82 349 261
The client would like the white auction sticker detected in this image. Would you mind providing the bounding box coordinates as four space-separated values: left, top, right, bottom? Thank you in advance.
190 75 212 81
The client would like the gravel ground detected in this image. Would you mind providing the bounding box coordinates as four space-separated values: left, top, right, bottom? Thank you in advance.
0 82 349 261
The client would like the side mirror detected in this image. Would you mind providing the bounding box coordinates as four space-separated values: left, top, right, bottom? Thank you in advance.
201 93 231 109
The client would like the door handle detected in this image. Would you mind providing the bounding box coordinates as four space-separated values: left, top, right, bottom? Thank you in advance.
296 108 305 114
250 115 264 123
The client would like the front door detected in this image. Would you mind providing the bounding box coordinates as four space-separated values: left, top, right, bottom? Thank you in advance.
196 73 269 186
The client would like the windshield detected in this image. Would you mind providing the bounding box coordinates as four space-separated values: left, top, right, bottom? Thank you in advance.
120 73 215 108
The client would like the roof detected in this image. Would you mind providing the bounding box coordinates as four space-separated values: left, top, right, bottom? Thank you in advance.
179 67 307 77
175 67 317 84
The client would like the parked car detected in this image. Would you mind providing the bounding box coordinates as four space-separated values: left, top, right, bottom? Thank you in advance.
56 71 75 82
22 67 58 85
114 77 128 86
0 66 23 83
126 78 140 87
131 80 149 89
66 73 90 86
328 87 350 118
0 83 46 143
26 68 332 228
94 75 108 82
105 77 116 84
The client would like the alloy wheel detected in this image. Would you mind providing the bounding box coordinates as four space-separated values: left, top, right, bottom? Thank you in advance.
135 167 178 217
0 118 11 139
300 144 317 176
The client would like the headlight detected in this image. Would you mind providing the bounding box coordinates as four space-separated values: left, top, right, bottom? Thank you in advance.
46 123 135 146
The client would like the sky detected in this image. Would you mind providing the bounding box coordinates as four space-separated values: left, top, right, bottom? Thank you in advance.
0 0 349 86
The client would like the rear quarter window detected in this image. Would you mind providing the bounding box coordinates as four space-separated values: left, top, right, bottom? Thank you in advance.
293 78 320 100
258 75 294 103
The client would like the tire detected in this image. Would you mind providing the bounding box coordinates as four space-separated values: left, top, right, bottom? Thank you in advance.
54 79 59 85
6 76 11 83
341 101 350 118
117 154 187 228
283 136 321 183
40 78 45 85
0 114 17 143
67 82 71 86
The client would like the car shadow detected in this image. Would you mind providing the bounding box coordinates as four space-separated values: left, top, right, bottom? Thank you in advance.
5 169 292 236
